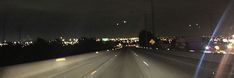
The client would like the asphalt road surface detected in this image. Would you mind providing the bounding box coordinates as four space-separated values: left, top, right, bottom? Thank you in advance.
1 48 233 78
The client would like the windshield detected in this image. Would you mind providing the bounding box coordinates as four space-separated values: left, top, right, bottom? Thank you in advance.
1 0 234 78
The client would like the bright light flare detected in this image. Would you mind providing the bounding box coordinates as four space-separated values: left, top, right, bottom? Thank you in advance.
56 58 66 62
194 0 233 77
96 51 99 54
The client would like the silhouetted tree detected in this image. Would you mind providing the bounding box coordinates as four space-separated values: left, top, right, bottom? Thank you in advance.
139 30 154 47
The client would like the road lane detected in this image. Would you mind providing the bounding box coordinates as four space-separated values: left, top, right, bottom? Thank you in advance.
132 50 191 78
83 48 191 78
134 48 234 78
0 50 119 78
88 49 145 78
1 48 233 78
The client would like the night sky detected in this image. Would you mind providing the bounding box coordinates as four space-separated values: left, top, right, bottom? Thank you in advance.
0 0 233 41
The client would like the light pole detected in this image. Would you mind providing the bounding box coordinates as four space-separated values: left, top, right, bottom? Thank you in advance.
1 12 6 43
18 26 22 42
150 0 155 35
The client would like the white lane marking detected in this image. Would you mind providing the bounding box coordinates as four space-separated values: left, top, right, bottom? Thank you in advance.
90 70 97 75
143 61 149 67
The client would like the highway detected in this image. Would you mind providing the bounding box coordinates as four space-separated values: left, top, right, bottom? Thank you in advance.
0 48 233 78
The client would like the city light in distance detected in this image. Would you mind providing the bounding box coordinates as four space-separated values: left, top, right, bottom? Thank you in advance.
0 43 3 47
59 37 79 45
205 46 210 50
214 46 220 50
123 20 127 23
189 25 192 27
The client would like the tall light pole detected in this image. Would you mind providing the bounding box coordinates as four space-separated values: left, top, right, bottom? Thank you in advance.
18 26 22 42
150 0 155 35
1 13 6 43
144 14 148 30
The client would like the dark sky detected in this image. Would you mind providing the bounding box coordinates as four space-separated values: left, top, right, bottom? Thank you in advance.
0 0 233 41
